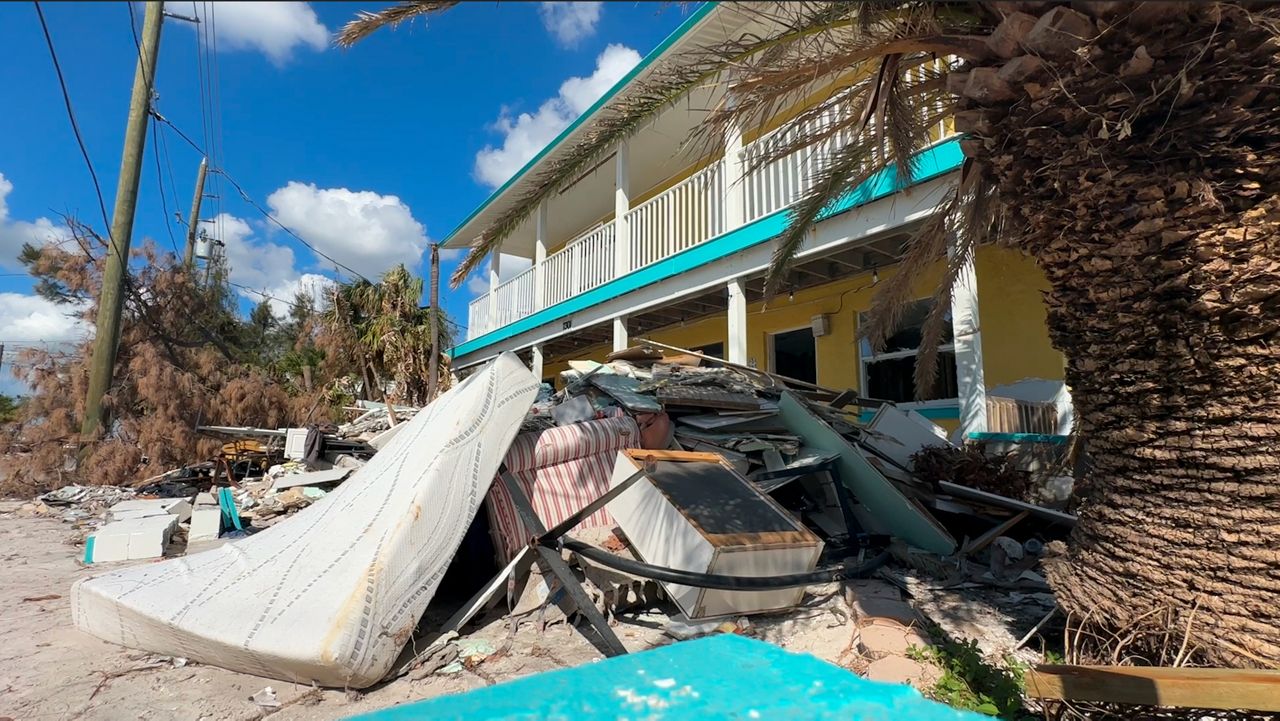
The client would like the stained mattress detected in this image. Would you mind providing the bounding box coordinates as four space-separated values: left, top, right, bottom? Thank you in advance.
71 352 539 687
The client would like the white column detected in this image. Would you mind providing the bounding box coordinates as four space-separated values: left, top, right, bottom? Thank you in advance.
487 246 502 330
533 202 547 310
727 278 747 365
612 316 629 352
723 119 745 230
950 237 987 439
614 141 631 277
531 344 544 382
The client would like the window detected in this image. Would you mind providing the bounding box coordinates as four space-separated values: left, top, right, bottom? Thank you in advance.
858 299 957 404
769 328 817 384
692 342 725 360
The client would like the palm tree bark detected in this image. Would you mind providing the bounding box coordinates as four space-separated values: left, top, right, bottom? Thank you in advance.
963 2 1280 665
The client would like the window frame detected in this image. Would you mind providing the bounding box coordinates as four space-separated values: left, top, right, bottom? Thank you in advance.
857 300 958 410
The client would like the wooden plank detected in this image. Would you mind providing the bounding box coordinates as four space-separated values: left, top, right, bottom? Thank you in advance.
961 510 1030 556
622 448 723 464
1026 665 1280 711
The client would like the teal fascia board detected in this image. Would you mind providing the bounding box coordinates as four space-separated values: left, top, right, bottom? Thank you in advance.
441 3 717 246
857 404 960 423
452 137 964 359
966 432 1069 445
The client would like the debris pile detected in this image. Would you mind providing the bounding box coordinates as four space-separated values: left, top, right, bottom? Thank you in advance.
43 343 1076 695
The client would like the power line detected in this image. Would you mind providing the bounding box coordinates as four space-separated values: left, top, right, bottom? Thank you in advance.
215 169 372 282
33 1 112 235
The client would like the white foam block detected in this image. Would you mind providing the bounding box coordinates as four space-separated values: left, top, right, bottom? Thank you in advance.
85 515 180 563
187 507 222 542
72 353 539 688
109 498 192 523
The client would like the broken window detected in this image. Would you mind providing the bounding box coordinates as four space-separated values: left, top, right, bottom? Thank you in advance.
857 299 957 403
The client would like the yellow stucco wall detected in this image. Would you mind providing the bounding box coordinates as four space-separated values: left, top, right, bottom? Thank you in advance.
973 246 1064 387
539 245 1063 403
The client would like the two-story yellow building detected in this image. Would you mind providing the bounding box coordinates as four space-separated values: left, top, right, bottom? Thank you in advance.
444 3 1068 438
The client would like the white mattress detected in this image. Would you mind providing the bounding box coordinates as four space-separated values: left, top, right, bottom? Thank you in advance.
72 352 538 688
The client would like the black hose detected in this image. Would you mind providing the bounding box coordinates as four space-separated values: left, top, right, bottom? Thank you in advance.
559 539 892 590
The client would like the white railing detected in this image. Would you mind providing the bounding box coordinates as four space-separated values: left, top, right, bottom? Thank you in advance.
542 221 616 308
468 294 490 337
464 66 957 342
492 265 535 329
625 160 725 271
742 104 854 223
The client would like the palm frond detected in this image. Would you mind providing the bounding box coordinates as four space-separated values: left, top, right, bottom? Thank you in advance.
910 163 998 397
335 1 458 48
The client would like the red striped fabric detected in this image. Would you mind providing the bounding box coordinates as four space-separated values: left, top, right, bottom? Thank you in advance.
486 411 638 562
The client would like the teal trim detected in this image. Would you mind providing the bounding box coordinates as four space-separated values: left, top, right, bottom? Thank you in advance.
857 404 960 423
967 432 1069 445
83 535 95 564
441 3 718 246
452 137 964 359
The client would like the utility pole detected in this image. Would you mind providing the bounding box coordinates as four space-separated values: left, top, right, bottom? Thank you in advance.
428 244 440 401
80 1 163 443
182 157 207 267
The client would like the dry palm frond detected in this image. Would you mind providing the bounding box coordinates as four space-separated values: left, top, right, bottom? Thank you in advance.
449 2 985 286
335 1 458 48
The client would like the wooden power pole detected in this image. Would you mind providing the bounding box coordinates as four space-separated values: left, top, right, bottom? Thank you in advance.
428 243 440 401
182 157 207 267
80 0 163 443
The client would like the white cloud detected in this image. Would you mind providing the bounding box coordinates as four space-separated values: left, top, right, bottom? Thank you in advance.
261 273 335 317
0 293 90 344
198 212 326 317
474 44 641 188
539 2 602 47
465 253 534 297
190 2 329 65
266 183 429 280
0 173 68 271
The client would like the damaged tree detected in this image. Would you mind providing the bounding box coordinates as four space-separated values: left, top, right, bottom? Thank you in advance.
340 2 1280 666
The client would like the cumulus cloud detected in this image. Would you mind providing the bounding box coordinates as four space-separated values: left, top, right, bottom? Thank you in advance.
465 253 534 297
197 212 330 317
190 2 329 65
474 44 641 188
0 173 68 271
539 2 602 47
266 182 429 280
0 292 90 344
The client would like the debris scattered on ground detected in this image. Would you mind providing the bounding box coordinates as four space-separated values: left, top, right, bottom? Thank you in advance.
29 341 1078 710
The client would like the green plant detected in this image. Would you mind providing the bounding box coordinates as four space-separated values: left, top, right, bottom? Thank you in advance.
907 637 1032 719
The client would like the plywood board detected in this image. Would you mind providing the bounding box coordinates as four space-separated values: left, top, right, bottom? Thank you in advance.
777 392 956 555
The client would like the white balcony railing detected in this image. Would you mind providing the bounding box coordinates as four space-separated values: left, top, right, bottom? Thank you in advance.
465 86 954 342
626 160 725 271
544 222 616 307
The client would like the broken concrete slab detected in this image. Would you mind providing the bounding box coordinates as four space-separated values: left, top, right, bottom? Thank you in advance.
108 498 192 523
866 655 942 690
84 515 180 563
856 622 933 658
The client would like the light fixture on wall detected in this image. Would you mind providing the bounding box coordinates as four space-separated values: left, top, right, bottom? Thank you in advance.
788 285 795 302
871 263 880 285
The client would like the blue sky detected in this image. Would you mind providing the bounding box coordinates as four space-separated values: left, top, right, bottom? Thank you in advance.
0 1 691 389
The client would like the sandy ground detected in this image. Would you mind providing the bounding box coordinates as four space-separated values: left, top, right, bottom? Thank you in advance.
0 510 864 721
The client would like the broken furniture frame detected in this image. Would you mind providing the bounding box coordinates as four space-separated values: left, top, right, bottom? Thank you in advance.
399 453 894 674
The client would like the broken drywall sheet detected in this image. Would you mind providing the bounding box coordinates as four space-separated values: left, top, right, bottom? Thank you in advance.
776 392 956 555
72 352 540 688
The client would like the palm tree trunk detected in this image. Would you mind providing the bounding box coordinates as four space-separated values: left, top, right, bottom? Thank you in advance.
965 2 1280 665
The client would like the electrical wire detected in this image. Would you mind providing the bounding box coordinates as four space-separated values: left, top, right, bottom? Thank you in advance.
33 1 112 236
216 170 372 283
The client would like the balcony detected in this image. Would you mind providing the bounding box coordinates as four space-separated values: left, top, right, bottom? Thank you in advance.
466 102 954 343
